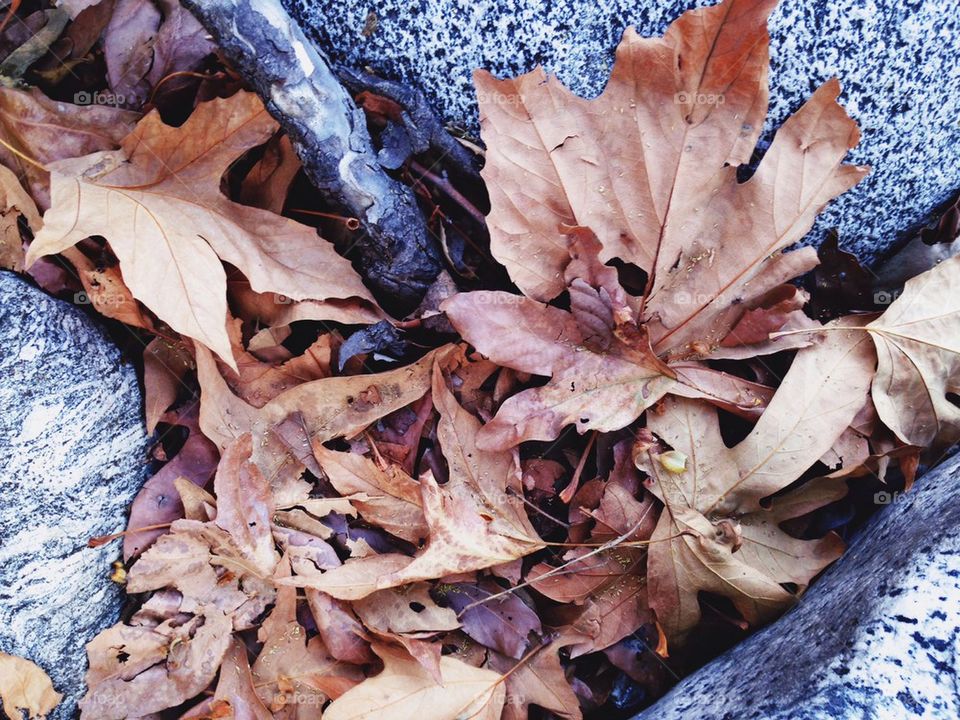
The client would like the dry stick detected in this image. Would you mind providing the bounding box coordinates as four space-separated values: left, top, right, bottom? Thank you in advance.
559 430 597 504
181 0 443 313
408 158 487 228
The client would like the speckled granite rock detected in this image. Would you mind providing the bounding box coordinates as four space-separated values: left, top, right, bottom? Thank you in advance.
283 0 960 262
630 449 960 720
0 272 148 719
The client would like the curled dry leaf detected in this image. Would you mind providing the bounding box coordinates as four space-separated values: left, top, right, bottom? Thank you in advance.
213 639 273 720
370 362 545 589
143 337 193 434
323 643 505 720
127 519 275 629
444 230 675 449
213 434 279 576
313 446 428 544
488 638 583 720
866 255 960 446
27 91 375 366
0 651 61 720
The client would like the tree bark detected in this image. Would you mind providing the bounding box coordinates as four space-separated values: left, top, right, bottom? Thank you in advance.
181 0 443 313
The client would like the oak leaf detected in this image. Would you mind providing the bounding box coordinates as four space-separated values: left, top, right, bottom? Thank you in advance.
26 91 375 366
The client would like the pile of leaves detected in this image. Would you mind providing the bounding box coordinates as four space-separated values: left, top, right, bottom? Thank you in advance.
1 0 959 718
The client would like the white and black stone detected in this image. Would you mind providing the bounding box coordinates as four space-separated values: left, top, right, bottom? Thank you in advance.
282 0 960 263
0 272 149 719
632 449 960 720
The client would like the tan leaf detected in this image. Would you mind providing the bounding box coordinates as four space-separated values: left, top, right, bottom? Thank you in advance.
280 553 413 600
0 87 138 209
371 363 545 588
127 519 275 629
255 346 457 485
323 643 505 720
0 163 40 271
444 288 674 448
143 337 193 434
489 640 582 720
866 255 960 445
60 247 153 329
214 434 279 576
195 342 259 451
213 639 273 720
0 652 61 720
352 583 460 634
27 91 374 366
312 446 428 544
305 590 375 665
474 0 864 360
644 368 861 642
239 132 301 214
80 607 231 720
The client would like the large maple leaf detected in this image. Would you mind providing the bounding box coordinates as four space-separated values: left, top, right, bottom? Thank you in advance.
26 91 375 366
447 0 867 448
642 321 875 643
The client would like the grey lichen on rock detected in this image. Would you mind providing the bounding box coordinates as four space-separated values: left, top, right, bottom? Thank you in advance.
0 272 149 719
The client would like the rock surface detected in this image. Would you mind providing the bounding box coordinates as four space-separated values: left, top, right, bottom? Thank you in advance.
0 272 149 719
632 449 960 720
283 0 960 263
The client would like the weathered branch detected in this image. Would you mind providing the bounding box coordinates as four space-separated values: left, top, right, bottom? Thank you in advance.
336 67 483 190
181 0 443 313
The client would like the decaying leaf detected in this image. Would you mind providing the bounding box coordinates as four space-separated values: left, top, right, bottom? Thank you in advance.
0 87 139 210
0 652 61 720
0 163 40 272
81 607 231 720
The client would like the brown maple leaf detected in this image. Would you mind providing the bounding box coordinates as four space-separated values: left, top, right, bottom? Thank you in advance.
26 90 376 366
642 320 875 643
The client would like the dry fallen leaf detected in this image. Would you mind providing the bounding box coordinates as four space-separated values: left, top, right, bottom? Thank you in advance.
867 255 960 446
323 643 505 720
27 91 375 366
0 87 139 209
81 607 231 720
0 163 40 271
0 652 61 720
643 320 873 643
